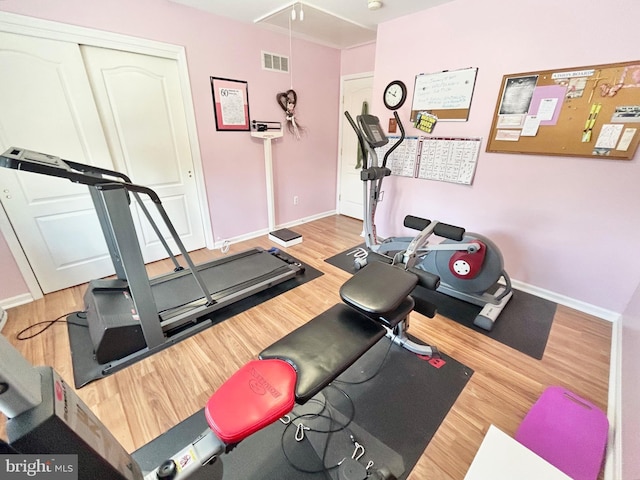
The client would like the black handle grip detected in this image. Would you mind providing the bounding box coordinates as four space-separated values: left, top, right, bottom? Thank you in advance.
344 111 369 169
382 111 405 168
404 215 430 231
433 222 465 241
408 267 440 291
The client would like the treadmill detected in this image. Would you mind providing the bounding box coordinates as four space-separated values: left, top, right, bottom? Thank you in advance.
0 148 304 378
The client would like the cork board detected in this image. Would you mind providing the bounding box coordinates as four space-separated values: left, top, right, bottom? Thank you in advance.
486 61 640 159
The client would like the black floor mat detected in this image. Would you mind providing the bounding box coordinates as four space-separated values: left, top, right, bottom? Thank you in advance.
326 246 556 359
67 256 323 388
133 336 473 480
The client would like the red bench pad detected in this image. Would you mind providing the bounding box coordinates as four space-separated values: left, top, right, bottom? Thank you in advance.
205 359 296 444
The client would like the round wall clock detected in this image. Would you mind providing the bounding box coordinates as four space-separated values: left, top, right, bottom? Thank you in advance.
383 80 407 110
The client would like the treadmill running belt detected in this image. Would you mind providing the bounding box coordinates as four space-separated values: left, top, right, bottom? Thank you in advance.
152 249 291 314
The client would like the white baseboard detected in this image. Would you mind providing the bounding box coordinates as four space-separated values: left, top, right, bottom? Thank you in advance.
0 307 7 333
0 293 34 332
604 316 622 480
213 210 336 250
511 279 621 322
0 293 34 311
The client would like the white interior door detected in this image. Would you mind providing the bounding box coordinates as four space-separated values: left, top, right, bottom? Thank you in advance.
80 46 205 261
338 75 373 220
0 32 116 293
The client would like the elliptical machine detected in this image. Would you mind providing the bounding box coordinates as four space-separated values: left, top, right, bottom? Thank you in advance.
343 111 513 331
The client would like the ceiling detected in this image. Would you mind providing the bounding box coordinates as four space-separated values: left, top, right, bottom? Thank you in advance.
169 0 452 49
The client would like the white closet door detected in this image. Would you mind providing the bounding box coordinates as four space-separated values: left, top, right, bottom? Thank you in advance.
80 46 206 261
0 31 116 293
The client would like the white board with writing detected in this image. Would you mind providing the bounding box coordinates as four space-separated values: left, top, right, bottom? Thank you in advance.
412 68 478 121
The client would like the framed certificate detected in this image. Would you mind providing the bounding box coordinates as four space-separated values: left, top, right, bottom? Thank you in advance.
210 77 250 131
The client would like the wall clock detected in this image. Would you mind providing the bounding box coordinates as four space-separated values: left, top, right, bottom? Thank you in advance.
383 80 407 110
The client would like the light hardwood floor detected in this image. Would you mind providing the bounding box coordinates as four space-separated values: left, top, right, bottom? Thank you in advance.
0 215 611 479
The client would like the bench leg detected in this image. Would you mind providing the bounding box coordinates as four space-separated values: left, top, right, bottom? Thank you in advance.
385 318 438 357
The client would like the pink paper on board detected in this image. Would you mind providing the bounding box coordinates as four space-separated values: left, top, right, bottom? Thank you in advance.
528 85 567 126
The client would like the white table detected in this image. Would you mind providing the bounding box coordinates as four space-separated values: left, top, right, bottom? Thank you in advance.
464 425 571 480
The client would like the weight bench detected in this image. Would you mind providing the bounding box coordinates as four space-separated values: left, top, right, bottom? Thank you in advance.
206 261 425 447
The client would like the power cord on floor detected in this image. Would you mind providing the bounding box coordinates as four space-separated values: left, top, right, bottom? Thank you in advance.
16 310 87 341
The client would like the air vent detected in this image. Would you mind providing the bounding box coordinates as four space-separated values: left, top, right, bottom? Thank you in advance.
262 51 289 73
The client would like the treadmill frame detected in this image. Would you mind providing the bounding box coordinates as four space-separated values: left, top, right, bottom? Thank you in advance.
1 147 303 379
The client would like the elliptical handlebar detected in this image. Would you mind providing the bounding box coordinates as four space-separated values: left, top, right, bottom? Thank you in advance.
382 111 405 168
344 111 370 169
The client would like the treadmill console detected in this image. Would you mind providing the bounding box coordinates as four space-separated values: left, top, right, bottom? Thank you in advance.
357 114 389 149
0 147 71 171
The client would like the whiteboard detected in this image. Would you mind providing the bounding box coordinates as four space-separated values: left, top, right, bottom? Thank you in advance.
411 67 478 121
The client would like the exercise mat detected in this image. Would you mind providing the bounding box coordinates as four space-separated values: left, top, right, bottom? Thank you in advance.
325 246 557 360
133 337 473 480
67 257 323 388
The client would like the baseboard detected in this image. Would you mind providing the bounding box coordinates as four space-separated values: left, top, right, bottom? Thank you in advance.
511 279 621 322
213 210 336 250
0 293 33 311
278 210 337 230
604 316 622 480
0 307 7 333
0 294 34 332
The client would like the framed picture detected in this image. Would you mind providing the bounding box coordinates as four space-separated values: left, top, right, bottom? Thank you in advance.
210 77 250 131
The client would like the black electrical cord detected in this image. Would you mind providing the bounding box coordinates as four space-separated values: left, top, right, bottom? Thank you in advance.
16 310 86 340
280 384 357 476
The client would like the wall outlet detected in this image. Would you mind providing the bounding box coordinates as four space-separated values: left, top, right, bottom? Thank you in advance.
293 195 299 205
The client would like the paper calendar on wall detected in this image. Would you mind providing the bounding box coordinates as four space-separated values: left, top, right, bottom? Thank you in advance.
376 136 482 185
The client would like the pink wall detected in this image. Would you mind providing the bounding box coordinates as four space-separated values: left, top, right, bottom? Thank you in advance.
0 231 27 299
372 0 640 314
0 0 340 296
341 42 376 76
373 1 640 474
622 284 640 479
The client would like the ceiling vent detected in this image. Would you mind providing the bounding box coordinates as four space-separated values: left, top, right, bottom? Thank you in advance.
262 51 289 73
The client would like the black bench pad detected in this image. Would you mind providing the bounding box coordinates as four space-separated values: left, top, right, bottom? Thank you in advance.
340 261 418 314
374 295 415 328
259 304 386 404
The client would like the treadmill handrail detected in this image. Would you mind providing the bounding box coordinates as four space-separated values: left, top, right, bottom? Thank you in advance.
64 159 133 184
95 182 215 306
95 181 161 204
1 147 131 184
1 147 212 305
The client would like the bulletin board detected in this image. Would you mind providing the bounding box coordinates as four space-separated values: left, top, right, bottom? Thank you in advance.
410 67 478 122
486 61 640 159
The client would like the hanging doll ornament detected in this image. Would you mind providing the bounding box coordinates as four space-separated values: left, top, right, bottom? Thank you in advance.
277 89 303 140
